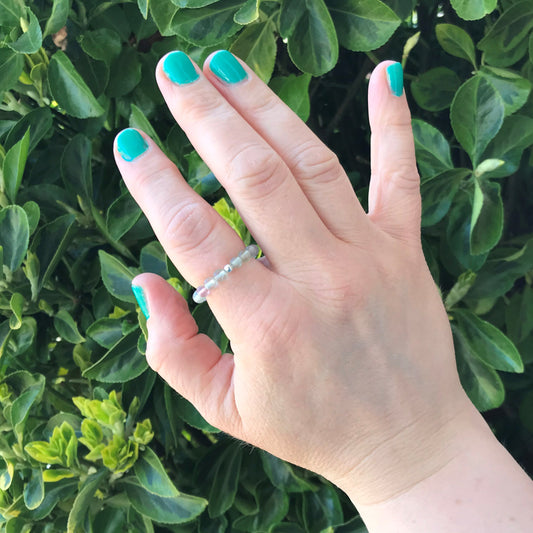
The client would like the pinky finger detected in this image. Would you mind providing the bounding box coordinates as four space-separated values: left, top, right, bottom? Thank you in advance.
132 273 242 435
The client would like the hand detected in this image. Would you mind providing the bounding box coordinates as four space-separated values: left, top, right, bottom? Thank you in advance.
114 51 475 506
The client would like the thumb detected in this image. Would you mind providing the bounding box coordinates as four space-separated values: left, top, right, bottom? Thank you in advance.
131 273 241 434
367 61 421 244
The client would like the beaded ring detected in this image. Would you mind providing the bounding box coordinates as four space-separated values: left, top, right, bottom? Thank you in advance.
192 244 259 304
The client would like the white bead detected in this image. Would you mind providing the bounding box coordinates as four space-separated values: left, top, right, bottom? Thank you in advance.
223 264 233 273
229 256 243 268
204 278 218 290
239 248 252 261
214 269 228 282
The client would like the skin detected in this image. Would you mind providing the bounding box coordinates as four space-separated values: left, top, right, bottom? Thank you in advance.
114 53 533 530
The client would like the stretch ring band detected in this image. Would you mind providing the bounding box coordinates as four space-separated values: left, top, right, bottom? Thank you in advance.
192 244 259 304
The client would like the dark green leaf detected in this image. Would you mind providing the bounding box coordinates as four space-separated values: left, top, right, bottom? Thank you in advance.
106 191 142 241
287 0 338 76
230 19 277 83
11 380 44 428
280 0 305 39
450 76 505 167
134 447 179 498
454 309 523 373
454 323 505 411
470 179 503 255
302 484 343 532
4 107 53 154
27 480 78 520
381 0 415 20
61 134 93 202
421 168 470 227
79 28 122 65
234 0 260 24
270 73 312 121
87 318 124 349
150 0 180 35
329 0 400 52
24 469 44 510
411 119 453 180
140 241 169 278
411 67 461 112
260 451 315 493
48 51 105 118
43 0 71 37
106 47 143 97
99 250 137 303
125 478 207 524
54 309 85 344
83 330 147 383
505 286 533 344
0 0 24 25
436 23 476 66
3 127 30 203
450 0 497 20
0 205 30 272
8 7 42 54
67 470 107 533
0 49 24 94
130 104 163 149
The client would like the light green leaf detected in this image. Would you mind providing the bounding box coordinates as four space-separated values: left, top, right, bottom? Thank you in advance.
48 51 105 118
450 76 505 167
149 0 179 36
0 49 24 94
24 469 44 510
8 7 42 54
137 0 149 18
473 158 504 178
3 128 30 203
411 119 454 180
99 250 137 303
270 73 312 122
230 19 277 83
411 67 461 112
125 479 207 524
134 447 179 498
234 0 260 24
44 0 71 37
9 293 24 330
454 309 523 372
0 457 14 490
445 271 477 310
452 323 505 411
22 201 40 235
478 66 531 116
0 0 24 25
436 23 476 66
329 0 401 52
450 0 497 20
54 309 85 344
0 205 30 272
287 0 338 76
470 179 503 255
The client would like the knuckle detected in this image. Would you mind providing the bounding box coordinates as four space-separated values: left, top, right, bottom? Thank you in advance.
179 90 227 123
291 141 343 185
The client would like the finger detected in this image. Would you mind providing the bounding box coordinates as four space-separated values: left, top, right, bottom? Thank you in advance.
114 128 271 312
132 273 242 435
203 51 369 244
367 61 421 244
155 51 331 267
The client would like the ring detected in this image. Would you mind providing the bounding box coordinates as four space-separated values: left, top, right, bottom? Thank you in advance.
192 244 259 304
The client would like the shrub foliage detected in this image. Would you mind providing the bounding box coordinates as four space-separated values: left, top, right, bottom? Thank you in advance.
1 0 533 531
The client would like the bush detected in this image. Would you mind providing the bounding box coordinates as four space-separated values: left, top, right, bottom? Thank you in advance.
1 0 532 531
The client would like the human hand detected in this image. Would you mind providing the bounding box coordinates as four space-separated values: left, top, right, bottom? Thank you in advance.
114 51 476 506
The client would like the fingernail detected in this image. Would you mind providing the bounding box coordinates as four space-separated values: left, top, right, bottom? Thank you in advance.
132 284 150 320
209 50 247 84
386 62 403 97
163 51 199 85
116 129 148 162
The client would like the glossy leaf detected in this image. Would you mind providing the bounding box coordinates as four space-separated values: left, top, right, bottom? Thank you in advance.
470 179 503 255
48 51 105 118
24 469 44 510
165 385 219 433
9 292 24 330
411 67 461 112
67 471 107 533
3 127 30 203
54 309 85 344
411 119 453 180
134 447 179 498
86 318 124 349
260 451 315 493
302 484 343 532
99 250 137 303
43 0 71 37
234 0 260 24
450 76 505 167
107 47 143 97
287 0 338 76
436 23 476 66
60 134 93 203
450 0 497 21
329 0 401 52
106 191 142 241
3 107 52 154
0 205 30 272
0 48 24 94
8 7 42 54
270 73 312 121
79 28 122 65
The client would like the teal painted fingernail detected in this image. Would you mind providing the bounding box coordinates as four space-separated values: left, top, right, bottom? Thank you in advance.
163 51 199 85
386 62 403 97
117 129 148 162
210 50 247 84
132 284 150 320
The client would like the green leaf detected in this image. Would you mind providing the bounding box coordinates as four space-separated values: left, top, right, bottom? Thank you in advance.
99 250 137 303
230 19 277 83
140 241 169 278
454 309 523 372
106 191 142 241
445 271 477 310
67 470 107 533
78 28 122 65
234 0 260 24
54 309 85 344
3 127 30 203
260 451 315 493
24 469 44 510
0 49 24 94
287 0 338 76
43 0 71 37
470 179 503 255
454 323 504 411
411 67 462 112
411 119 453 180
473 158 504 178
381 0 416 20
4 107 53 154
165 385 219 433
130 104 163 150
436 23 476 66
478 67 531 116
86 318 124 349
450 0 497 20
134 447 179 498
302 484 343 532
421 169 470 227
9 292 23 330
0 0 24 25
22 201 40 235
125 478 207 524
482 115 533 177
27 479 78 520
150 0 180 35
171 0 242 46
0 205 30 272
48 51 105 118
83 330 148 383
329 0 400 52
450 76 505 167
11 380 44 428
106 47 143 97
7 7 42 54
270 73 312 122
0 457 13 490
61 134 93 203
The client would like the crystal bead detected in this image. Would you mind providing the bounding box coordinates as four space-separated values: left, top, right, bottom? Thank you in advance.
214 269 228 282
204 278 218 290
193 286 210 304
229 256 243 268
223 264 233 273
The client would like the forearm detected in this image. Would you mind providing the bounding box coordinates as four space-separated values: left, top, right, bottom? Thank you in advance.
344 407 533 532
